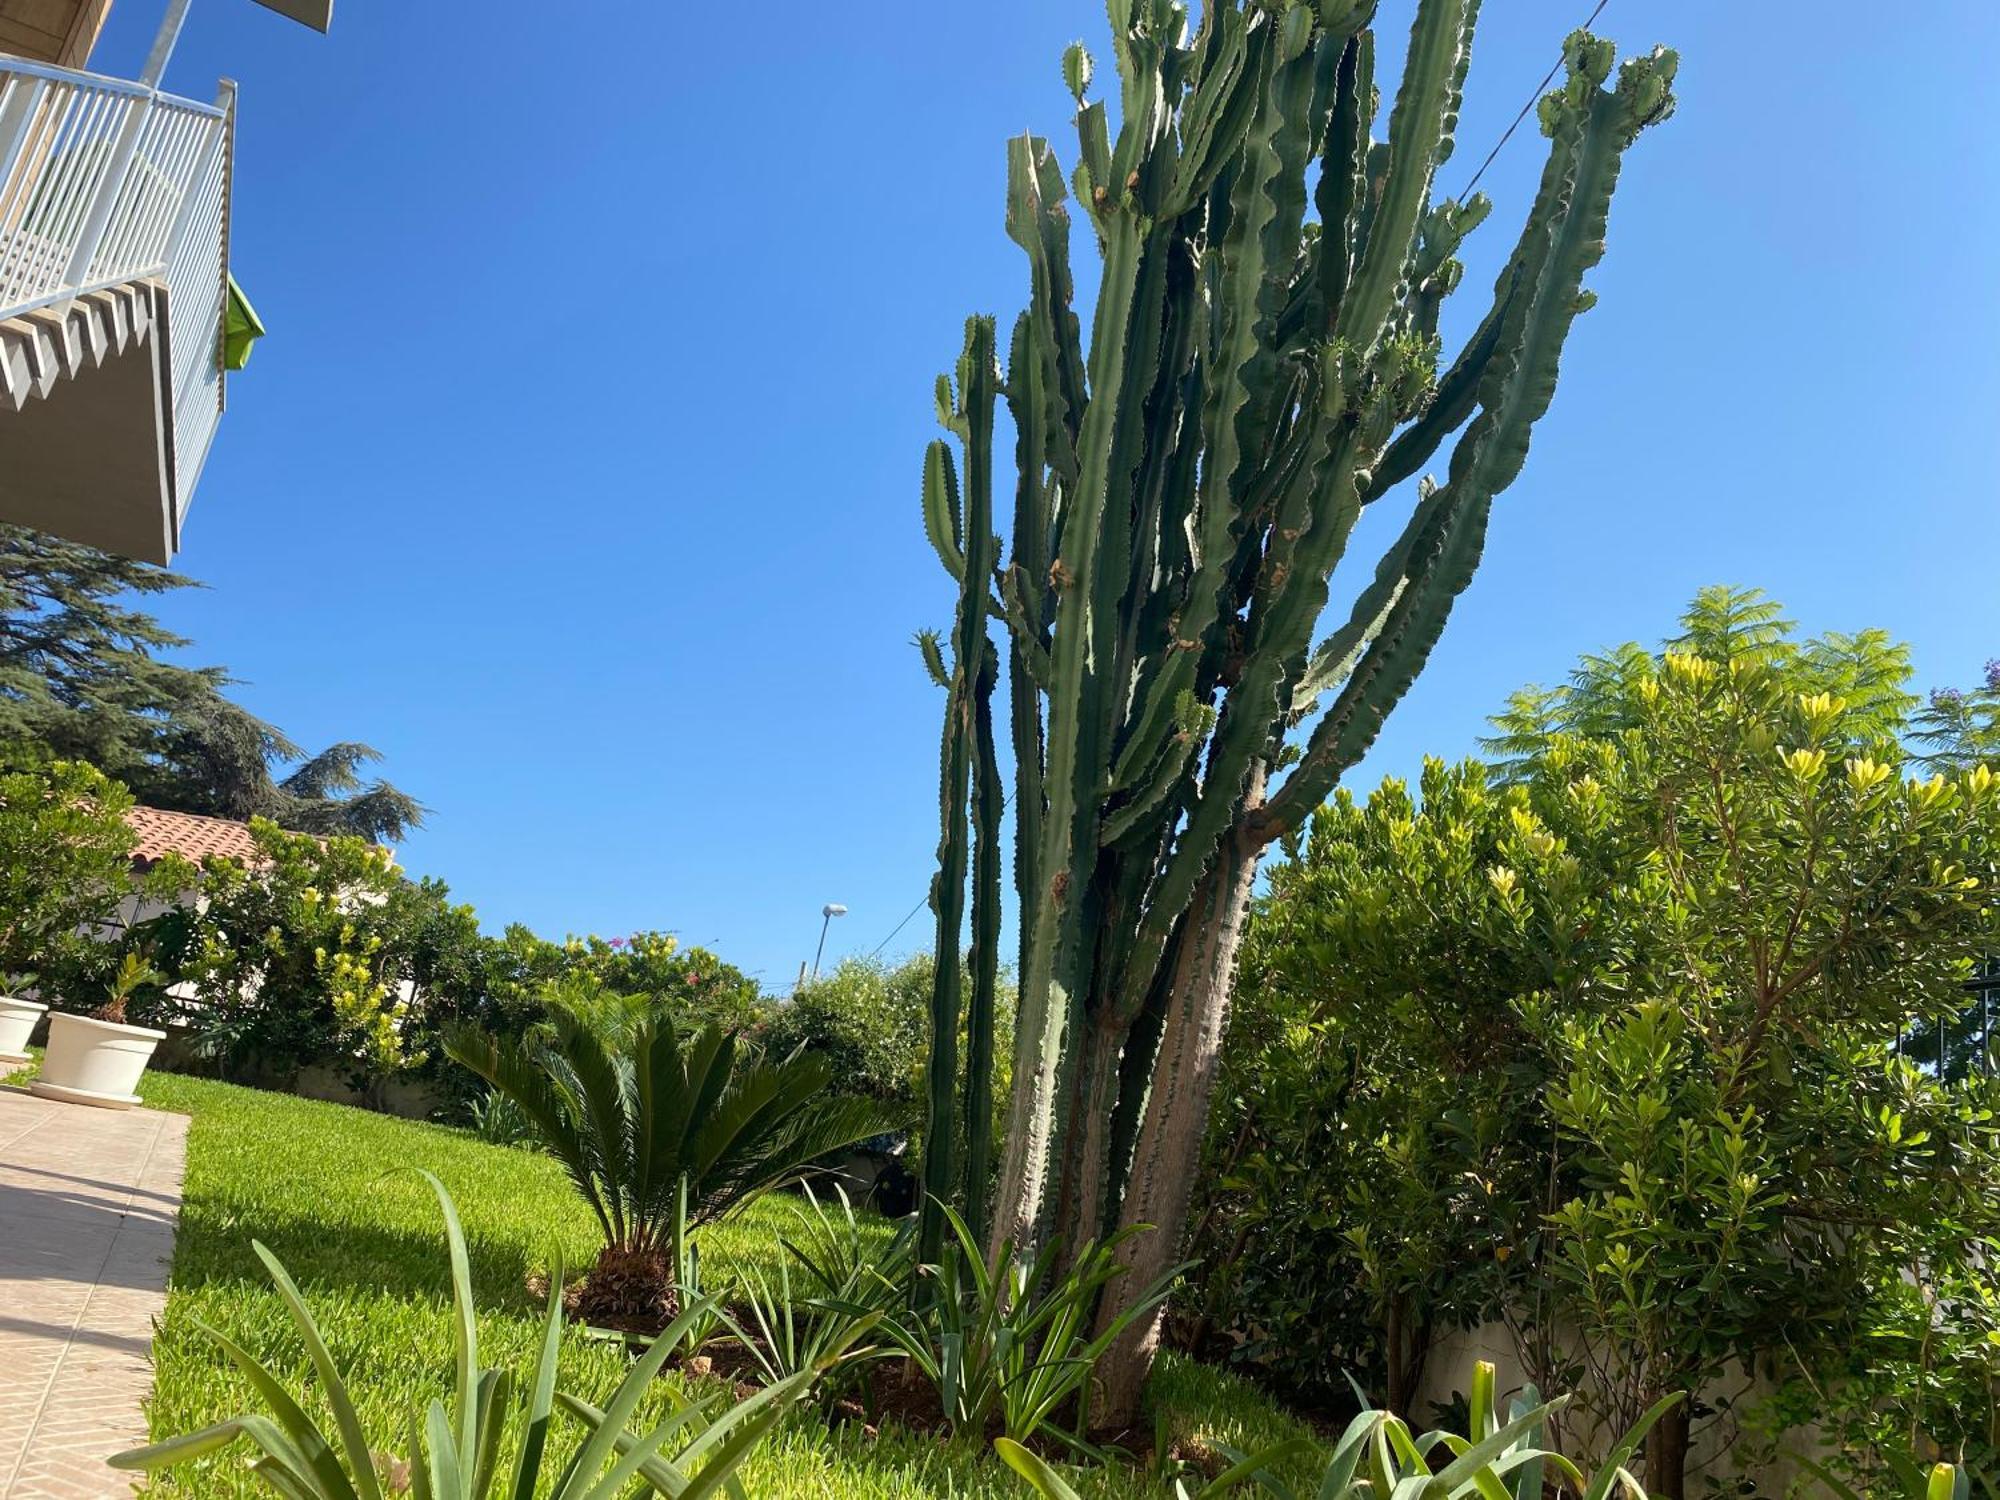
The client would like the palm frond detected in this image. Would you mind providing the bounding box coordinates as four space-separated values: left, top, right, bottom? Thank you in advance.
447 1000 895 1267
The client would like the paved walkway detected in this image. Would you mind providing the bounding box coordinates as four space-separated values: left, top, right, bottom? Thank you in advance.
0 1086 189 1498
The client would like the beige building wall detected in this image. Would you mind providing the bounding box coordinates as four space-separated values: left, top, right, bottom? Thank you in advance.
0 0 112 67
1417 1319 1820 1492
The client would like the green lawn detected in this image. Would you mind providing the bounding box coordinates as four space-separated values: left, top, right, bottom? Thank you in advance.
12 1063 1324 1497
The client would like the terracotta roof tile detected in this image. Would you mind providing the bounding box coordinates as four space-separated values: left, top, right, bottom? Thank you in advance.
123 806 264 867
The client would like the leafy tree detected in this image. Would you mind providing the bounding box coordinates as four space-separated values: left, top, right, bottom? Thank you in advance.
1200 589 2000 1496
0 525 422 842
444 992 892 1327
1913 659 2000 773
1194 756 1558 1414
0 760 139 986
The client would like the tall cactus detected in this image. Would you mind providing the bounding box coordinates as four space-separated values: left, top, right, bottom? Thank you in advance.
915 0 1675 1421
917 317 1005 1268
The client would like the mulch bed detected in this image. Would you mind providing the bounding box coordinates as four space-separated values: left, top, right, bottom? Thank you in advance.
526 1266 1237 1476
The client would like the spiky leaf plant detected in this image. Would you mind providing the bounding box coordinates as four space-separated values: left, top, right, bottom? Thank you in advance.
109 1171 852 1499
995 1359 1682 1500
444 991 891 1327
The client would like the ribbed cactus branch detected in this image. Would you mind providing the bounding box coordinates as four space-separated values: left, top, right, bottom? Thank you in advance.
962 634 1003 1245
917 317 1002 1271
913 0 1674 1421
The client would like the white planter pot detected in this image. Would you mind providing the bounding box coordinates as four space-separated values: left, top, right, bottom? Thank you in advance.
0 994 46 1065
30 1010 164 1109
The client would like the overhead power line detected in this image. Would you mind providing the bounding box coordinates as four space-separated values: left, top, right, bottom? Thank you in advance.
868 894 930 959
1457 0 1612 202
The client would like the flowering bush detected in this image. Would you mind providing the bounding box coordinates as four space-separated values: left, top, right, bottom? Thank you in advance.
136 820 480 1090
481 924 761 1034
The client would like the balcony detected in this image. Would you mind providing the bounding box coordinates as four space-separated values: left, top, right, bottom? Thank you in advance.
0 57 234 563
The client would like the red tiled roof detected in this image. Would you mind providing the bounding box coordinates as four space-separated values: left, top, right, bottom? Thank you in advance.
123 806 264 867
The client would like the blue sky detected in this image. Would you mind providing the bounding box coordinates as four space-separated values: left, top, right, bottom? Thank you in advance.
89 2 2000 987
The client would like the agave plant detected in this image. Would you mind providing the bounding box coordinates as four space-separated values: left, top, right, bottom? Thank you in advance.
721 1184 908 1391
872 1204 1188 1455
110 1171 855 1499
444 990 892 1328
996 1360 1681 1500
463 1087 538 1150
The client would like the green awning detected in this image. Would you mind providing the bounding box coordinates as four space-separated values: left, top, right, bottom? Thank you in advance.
224 276 265 372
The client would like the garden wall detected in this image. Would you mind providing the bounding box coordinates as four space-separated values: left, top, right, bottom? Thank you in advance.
1418 1320 1818 1491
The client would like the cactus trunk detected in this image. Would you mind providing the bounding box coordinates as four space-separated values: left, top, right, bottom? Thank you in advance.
1093 795 1264 1422
913 0 1675 1425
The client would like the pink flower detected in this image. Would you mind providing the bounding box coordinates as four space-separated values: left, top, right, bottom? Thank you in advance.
609 936 626 949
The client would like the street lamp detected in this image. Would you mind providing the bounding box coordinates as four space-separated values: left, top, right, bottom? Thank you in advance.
811 903 847 982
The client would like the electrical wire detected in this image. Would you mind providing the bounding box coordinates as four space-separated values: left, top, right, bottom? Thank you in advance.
850 5 1612 982
867 894 930 959
1456 0 1612 202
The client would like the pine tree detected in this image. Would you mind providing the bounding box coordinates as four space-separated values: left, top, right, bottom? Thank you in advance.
0 526 423 842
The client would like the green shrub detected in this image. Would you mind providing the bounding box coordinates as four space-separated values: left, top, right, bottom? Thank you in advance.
1195 590 2000 1493
762 956 933 1121
761 954 1012 1170
0 759 138 989
134 819 487 1094
483 925 762 1036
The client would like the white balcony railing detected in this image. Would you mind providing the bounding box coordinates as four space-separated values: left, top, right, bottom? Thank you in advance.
0 58 234 524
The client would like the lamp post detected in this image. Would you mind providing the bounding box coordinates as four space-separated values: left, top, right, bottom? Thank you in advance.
811 903 847 982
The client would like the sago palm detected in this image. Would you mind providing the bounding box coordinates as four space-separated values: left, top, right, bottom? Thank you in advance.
445 991 890 1327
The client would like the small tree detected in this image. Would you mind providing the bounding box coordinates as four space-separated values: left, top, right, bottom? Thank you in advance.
0 760 137 987
1203 589 2000 1496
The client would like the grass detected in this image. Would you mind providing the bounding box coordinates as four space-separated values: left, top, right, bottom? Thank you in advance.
5 1059 1325 1497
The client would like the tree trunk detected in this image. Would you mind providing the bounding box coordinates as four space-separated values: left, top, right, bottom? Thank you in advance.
1644 1397 1691 1500
1089 822 1262 1429
1384 1294 1431 1419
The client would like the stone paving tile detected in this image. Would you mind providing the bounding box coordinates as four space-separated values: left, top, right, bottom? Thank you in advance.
0 1086 189 1499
